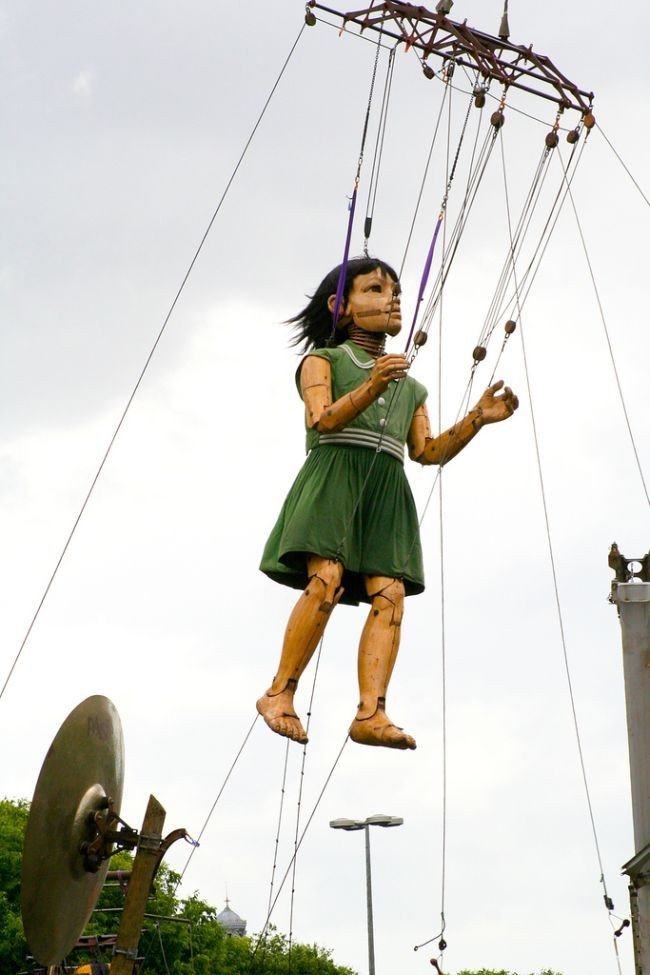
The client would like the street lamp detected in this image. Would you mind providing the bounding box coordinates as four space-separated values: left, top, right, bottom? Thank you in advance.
329 815 403 975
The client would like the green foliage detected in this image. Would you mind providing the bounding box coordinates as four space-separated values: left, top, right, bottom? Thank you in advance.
0 798 355 975
456 970 563 975
0 798 29 970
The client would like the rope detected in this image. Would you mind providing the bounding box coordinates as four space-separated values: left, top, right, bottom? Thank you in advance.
507 148 623 962
556 144 650 514
518 314 622 973
596 123 650 209
398 78 452 279
485 131 588 372
415 117 501 340
288 634 327 955
177 714 259 885
266 739 291 920
331 29 384 329
0 21 307 707
155 920 172 975
363 46 397 253
255 735 349 949
477 140 552 348
404 82 476 352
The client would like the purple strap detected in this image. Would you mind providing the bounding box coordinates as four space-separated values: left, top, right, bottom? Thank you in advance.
404 214 443 352
331 186 358 332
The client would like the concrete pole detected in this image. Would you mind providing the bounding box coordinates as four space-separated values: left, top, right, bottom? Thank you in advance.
610 544 650 975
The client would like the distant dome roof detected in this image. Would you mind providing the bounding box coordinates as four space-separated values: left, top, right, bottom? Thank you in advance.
217 900 247 936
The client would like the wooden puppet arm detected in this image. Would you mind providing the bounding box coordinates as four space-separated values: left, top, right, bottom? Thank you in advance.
301 353 408 433
408 402 484 466
408 380 519 466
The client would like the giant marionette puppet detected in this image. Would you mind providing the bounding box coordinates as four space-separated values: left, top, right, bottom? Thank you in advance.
257 256 518 751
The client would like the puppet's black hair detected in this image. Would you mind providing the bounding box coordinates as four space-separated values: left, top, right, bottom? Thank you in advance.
287 256 399 353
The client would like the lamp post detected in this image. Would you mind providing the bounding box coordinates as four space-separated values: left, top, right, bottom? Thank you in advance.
329 814 403 975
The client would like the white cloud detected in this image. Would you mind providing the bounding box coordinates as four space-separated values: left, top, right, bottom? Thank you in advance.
71 68 95 103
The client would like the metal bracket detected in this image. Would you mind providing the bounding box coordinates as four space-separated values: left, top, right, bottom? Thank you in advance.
138 831 163 851
112 946 140 960
622 842 650 888
609 543 650 583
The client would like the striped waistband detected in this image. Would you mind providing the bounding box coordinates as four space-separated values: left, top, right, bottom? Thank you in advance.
317 429 404 463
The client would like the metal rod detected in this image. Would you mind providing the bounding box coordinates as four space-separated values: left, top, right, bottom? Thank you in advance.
308 1 593 112
364 824 376 975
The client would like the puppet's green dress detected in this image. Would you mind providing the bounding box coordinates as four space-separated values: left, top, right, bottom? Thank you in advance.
260 340 428 605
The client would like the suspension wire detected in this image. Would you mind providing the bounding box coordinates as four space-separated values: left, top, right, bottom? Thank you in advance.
155 920 172 975
486 131 588 375
596 123 650 208
556 144 650 514
331 28 384 329
176 714 259 885
507 138 622 970
267 740 291 920
254 735 349 950
398 79 453 279
412 125 603 956
476 142 552 348
405 122 579 577
479 141 556 356
436 101 451 965
484 130 580 342
0 22 307 708
404 78 475 352
188 922 197 975
287 633 327 957
415 120 501 340
363 46 397 253
457 123 587 389
519 316 623 974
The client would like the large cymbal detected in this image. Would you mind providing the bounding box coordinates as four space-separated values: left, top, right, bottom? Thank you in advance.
21 695 125 965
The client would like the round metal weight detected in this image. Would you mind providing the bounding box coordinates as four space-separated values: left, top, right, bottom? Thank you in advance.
21 696 124 965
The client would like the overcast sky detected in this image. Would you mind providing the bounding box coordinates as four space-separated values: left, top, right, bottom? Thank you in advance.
2 2 650 973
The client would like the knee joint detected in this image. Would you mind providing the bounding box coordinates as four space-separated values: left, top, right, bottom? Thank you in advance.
306 559 344 613
370 579 405 626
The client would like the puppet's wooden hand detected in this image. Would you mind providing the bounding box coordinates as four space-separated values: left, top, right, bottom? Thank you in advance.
370 354 409 393
474 380 519 425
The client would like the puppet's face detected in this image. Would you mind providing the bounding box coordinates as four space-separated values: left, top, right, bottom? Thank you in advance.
340 267 402 336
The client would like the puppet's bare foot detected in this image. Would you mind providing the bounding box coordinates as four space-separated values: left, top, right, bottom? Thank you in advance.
349 711 416 750
256 691 308 745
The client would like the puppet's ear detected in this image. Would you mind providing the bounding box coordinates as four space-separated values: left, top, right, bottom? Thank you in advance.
327 293 350 325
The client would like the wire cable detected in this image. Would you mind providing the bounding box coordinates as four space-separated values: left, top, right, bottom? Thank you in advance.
0 22 306 707
556 144 650 514
287 634 327 956
254 734 349 949
596 123 650 209
363 46 397 252
177 714 259 884
266 739 291 921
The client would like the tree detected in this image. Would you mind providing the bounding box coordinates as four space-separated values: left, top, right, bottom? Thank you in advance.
1 799 564 975
457 970 563 975
0 799 29 971
0 798 356 975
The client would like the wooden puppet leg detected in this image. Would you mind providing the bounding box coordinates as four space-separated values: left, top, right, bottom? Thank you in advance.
349 576 416 751
256 556 344 744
